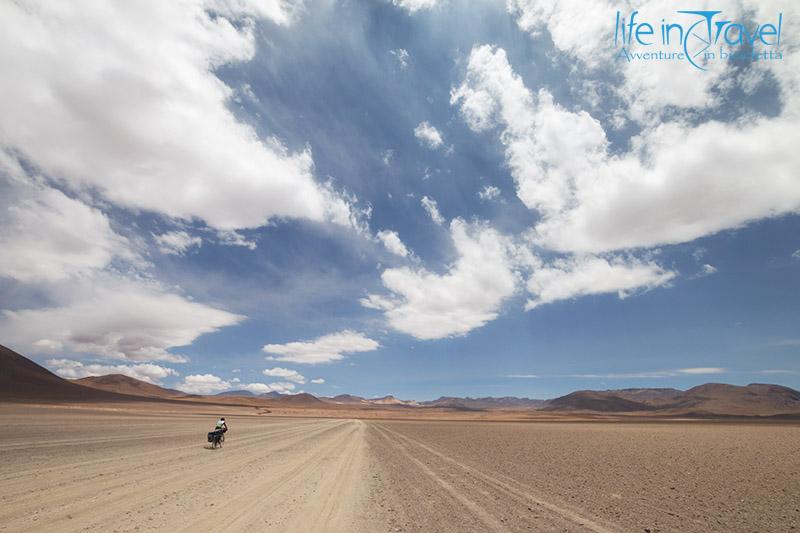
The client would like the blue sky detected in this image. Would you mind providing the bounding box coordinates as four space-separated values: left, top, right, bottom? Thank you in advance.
0 0 798 399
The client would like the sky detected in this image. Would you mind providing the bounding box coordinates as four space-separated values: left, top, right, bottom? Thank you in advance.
0 0 798 400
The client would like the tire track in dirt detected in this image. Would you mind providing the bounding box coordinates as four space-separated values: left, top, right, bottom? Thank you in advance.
372 423 617 532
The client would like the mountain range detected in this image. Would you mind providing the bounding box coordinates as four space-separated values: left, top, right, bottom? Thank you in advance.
2 344 799 417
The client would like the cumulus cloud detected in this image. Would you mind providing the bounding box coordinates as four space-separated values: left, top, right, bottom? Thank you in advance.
263 330 380 364
310 378 325 384
0 1 358 231
414 121 445 149
364 217 674 338
506 0 734 122
176 374 231 395
47 359 178 384
452 44 800 254
362 219 518 340
376 230 410 257
420 196 445 225
262 367 306 384
0 179 137 283
177 374 296 395
524 255 676 310
153 231 202 256
391 0 441 13
0 275 244 362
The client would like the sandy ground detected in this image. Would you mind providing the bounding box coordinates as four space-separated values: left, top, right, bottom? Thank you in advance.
1 405 798 532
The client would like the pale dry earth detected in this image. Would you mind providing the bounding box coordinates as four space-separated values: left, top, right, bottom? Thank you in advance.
1 404 798 532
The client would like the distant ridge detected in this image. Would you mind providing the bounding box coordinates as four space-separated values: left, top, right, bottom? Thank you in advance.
215 390 257 397
2 344 799 416
0 344 152 403
545 391 652 412
545 383 800 416
422 396 546 410
75 374 184 399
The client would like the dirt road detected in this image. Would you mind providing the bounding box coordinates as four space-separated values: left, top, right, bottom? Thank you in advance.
0 408 378 532
1 406 798 532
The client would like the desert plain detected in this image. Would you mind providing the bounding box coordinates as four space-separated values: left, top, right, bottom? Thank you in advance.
1 402 798 533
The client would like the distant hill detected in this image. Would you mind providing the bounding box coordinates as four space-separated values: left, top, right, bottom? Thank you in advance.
422 396 546 410
75 374 184 399
369 395 419 406
0 344 148 403
269 393 325 406
546 384 800 416
675 383 800 416
4 344 799 416
215 390 257 397
323 394 368 405
608 388 682 403
546 391 652 412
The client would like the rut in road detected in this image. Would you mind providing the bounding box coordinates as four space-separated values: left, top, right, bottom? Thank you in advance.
367 422 618 532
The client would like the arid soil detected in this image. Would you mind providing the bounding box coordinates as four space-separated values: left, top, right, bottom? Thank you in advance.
369 420 800 532
1 405 798 532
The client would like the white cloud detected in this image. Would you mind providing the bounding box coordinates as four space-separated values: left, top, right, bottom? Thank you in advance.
241 381 296 394
263 367 306 384
178 374 231 395
362 219 518 340
452 44 800 255
414 122 445 150
478 185 501 201
310 378 325 384
524 255 676 310
569 367 727 379
177 375 297 395
216 230 257 250
153 231 202 256
1 275 244 362
420 196 445 225
697 264 718 278
506 0 734 122
377 230 410 257
390 48 410 69
46 359 178 384
0 1 358 231
792 250 800 260
263 330 380 364
678 367 726 375
505 374 538 378
391 0 441 13
0 179 137 283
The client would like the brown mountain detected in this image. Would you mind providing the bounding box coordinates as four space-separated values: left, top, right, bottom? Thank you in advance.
546 383 800 416
323 394 368 405
215 390 257 397
369 395 419 406
673 383 800 416
74 374 184 399
545 391 653 412
269 393 325 405
609 388 683 403
0 344 145 402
